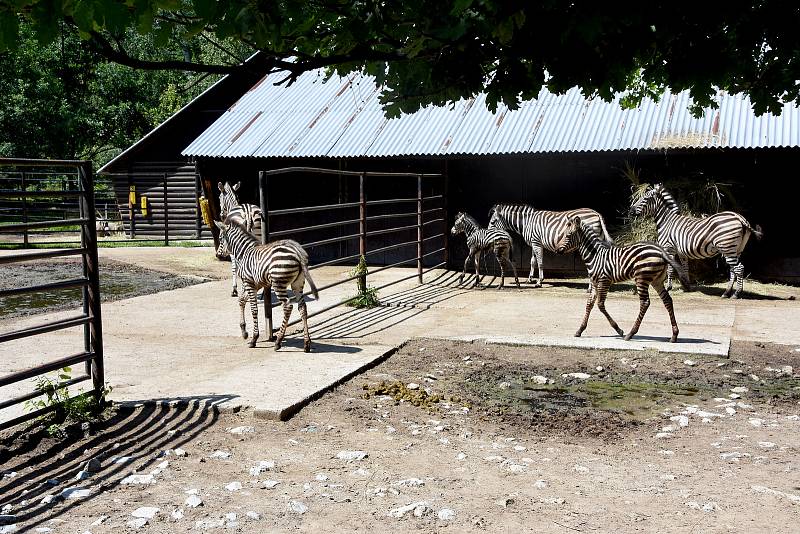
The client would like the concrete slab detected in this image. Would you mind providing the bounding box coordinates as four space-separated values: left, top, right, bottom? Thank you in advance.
3 248 798 426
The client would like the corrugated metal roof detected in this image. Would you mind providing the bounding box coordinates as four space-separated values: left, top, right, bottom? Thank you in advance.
181 69 800 159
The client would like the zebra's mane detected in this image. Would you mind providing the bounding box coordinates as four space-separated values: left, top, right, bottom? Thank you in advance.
655 185 680 212
459 212 483 229
574 218 611 249
226 218 260 244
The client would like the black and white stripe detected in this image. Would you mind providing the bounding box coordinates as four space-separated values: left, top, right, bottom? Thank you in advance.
630 183 763 299
215 218 319 352
451 212 520 289
489 203 612 288
217 181 263 297
556 216 689 343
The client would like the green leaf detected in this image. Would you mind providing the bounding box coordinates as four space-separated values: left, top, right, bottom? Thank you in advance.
193 0 218 20
450 0 474 15
0 11 19 50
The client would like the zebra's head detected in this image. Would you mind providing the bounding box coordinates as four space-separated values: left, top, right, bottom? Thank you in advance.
450 212 467 236
556 216 583 254
214 220 231 258
217 181 242 218
487 205 509 231
630 183 665 217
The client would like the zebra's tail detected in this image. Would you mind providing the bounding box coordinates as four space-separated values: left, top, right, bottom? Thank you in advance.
750 223 764 241
597 214 614 245
663 252 691 292
302 261 319 299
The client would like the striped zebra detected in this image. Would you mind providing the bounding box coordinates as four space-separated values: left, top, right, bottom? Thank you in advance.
217 181 263 297
488 203 613 289
214 218 319 352
556 216 689 343
630 183 763 299
451 212 520 289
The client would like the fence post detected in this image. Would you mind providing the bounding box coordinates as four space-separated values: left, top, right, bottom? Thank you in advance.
417 174 423 283
129 177 136 240
194 173 202 239
163 173 169 246
20 171 29 247
258 171 274 340
78 161 105 401
443 168 449 268
358 172 367 293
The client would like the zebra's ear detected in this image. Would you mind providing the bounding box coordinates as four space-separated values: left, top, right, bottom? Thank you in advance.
233 181 241 191
572 216 582 227
217 182 224 192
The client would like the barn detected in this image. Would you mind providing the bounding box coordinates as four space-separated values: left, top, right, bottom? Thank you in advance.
101 53 800 281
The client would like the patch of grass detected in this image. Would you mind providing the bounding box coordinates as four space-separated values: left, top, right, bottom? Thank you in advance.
345 255 380 308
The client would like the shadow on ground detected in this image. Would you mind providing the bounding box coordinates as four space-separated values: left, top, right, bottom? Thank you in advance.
0 395 235 531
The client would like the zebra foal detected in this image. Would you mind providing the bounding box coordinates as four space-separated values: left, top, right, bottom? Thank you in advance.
451 212 520 289
214 218 319 352
556 216 689 343
488 203 613 289
630 183 762 299
217 181 263 297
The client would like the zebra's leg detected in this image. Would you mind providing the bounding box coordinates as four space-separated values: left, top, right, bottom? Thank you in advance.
494 251 505 289
263 285 275 341
532 245 544 287
508 250 521 290
595 281 625 337
230 256 238 297
245 284 259 348
527 243 537 284
731 260 745 299
679 255 690 290
291 275 311 352
238 290 249 340
624 279 650 341
652 278 679 342
473 250 483 287
273 287 292 351
460 253 471 285
575 284 598 337
722 255 740 298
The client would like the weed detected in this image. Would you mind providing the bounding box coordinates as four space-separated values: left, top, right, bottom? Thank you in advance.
346 255 380 308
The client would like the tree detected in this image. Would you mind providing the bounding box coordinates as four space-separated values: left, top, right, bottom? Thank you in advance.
1 1 799 117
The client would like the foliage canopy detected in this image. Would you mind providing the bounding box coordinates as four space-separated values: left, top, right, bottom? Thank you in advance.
1 1 799 118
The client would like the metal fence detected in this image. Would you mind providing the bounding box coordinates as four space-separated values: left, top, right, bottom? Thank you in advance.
257 166 447 338
0 158 104 431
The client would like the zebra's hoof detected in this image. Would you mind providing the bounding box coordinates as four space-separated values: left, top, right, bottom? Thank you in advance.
241 330 248 340
623 333 633 341
731 294 740 300
670 335 678 343
304 342 311 353
248 340 257 348
574 332 582 338
231 290 238 297
274 342 282 351
617 328 625 336
496 285 504 290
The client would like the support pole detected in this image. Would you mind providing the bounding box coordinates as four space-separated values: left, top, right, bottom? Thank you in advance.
78 162 104 401
21 171 29 247
163 173 169 246
443 163 449 268
417 174 423 283
258 170 274 340
358 173 367 293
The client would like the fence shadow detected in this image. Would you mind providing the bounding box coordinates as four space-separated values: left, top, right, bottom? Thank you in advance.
0 395 235 532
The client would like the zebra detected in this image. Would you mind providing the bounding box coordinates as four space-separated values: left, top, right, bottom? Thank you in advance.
488 203 613 289
217 181 263 297
450 212 520 289
214 218 319 352
556 216 689 343
630 183 763 299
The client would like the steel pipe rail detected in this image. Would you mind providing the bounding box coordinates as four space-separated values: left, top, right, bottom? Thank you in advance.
268 218 360 238
0 374 90 410
0 218 89 232
268 201 360 216
0 315 92 344
0 247 87 264
0 277 88 298
0 351 94 388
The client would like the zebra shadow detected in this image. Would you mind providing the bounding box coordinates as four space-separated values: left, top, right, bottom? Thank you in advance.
688 285 790 301
598 334 721 345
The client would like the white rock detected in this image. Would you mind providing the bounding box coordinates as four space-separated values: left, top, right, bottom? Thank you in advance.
749 418 764 427
225 513 237 522
655 432 673 439
670 415 689 427
596 366 604 372
749 374 760 381
782 365 794 374
573 465 590 474
40 495 57 505
660 475 677 481
531 375 549 384
132 507 159 519
246 511 261 520
683 360 697 366
209 450 231 459
533 480 549 489
262 480 280 489
195 519 225 529
351 468 371 477
60 487 91 499
35 529 51 533
127 518 148 529
249 461 276 476
228 426 254 435
562 372 591 380
315 474 329 482
695 410 723 418
225 481 242 492
0 526 16 534
542 497 565 504
725 407 736 415
513 445 526 452
457 453 467 461
437 508 456 521
758 441 776 449
498 381 511 389
731 386 749 394
483 455 504 462
171 509 184 520
787 415 800 421
112 456 134 464
336 450 368 461
751 485 800 503
174 448 187 457
185 488 199 495
661 425 676 433
686 501 718 512
288 500 308 514
729 393 741 399
413 503 430 518
392 478 425 487
505 462 527 473
121 474 155 485
406 383 419 390
185 495 203 508
388 501 430 518
1 472 16 480
720 451 751 462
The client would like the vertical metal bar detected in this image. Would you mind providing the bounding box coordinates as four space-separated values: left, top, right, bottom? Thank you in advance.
443 163 449 268
129 176 136 240
417 174 423 283
258 170 268 245
163 173 169 246
79 162 104 400
258 171 273 340
21 171 29 246
358 172 367 292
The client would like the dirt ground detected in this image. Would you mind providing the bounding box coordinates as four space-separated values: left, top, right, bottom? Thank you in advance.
2 339 799 533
